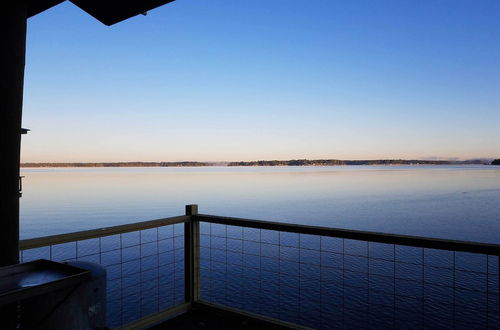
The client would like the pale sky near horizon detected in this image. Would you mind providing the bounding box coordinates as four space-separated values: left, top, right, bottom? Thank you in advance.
22 0 500 162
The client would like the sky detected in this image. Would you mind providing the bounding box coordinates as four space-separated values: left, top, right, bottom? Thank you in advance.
22 0 500 162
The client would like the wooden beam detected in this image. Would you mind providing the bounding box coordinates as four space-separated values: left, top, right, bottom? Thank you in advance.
184 205 199 303
194 214 500 256
19 215 189 250
1 1 27 266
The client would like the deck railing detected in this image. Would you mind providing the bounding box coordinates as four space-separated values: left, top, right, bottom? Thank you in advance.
19 205 500 329
19 215 190 329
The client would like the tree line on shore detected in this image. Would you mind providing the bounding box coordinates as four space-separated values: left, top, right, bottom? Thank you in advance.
227 159 493 166
20 162 210 167
20 158 497 167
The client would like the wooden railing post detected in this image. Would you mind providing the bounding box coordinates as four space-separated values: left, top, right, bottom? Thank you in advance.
184 204 200 304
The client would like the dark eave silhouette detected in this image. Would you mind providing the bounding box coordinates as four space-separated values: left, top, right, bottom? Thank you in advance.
27 0 175 25
26 0 64 18
69 0 176 25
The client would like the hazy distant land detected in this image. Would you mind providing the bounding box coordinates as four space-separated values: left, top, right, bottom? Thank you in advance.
20 159 497 168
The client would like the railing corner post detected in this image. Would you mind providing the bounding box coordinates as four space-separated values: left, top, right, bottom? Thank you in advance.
185 204 198 216
184 204 200 305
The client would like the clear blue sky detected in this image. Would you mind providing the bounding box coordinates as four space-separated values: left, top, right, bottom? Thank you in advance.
22 0 500 162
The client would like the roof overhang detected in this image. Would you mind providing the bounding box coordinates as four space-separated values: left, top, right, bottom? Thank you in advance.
27 0 176 25
27 0 65 18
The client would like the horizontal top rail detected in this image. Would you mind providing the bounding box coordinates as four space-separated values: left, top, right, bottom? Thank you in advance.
194 214 500 256
19 209 500 256
20 215 190 250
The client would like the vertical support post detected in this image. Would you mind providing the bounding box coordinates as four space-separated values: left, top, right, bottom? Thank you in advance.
0 1 27 267
184 204 200 304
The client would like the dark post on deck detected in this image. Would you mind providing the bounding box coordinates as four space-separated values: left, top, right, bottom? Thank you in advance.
1 2 27 266
184 204 200 303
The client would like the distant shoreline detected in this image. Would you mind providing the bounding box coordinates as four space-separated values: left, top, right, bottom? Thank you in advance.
20 159 493 168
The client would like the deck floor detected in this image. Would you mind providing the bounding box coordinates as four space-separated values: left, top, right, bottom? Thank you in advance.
151 305 294 330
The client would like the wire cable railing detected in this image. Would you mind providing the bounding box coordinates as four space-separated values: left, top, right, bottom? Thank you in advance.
18 205 500 329
194 213 500 330
19 215 189 329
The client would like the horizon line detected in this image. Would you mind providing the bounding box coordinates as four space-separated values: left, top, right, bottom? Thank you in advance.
20 157 497 167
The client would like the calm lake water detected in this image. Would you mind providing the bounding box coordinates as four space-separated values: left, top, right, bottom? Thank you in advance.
19 166 500 328
20 165 500 243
